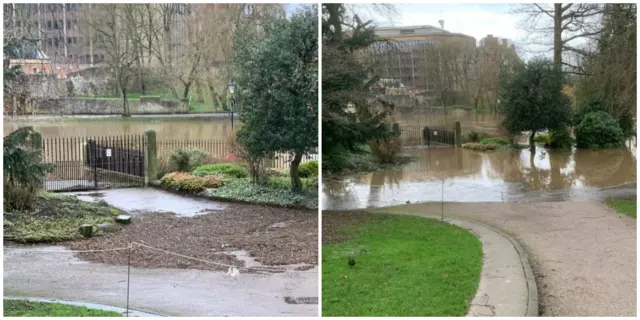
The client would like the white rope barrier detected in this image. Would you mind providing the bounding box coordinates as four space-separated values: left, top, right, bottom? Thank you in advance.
4 242 317 275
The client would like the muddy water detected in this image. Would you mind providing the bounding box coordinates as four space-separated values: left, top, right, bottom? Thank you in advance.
3 116 236 140
323 109 637 209
323 146 637 210
393 107 505 136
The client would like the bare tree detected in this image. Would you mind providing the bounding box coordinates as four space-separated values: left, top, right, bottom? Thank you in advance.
85 4 138 116
511 3 605 74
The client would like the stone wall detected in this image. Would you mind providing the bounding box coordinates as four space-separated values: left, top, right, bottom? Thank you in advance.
33 98 188 115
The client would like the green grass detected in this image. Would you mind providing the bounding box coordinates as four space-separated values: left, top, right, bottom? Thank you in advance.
3 300 121 317
3 192 124 243
605 197 637 218
322 214 482 316
480 137 509 145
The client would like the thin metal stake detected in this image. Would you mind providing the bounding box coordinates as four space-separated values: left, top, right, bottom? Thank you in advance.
441 179 444 221
126 243 131 317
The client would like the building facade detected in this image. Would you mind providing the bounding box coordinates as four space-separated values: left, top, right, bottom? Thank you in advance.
367 25 477 94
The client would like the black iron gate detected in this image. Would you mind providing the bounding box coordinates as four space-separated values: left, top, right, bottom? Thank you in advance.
43 135 146 192
399 124 457 147
422 124 456 147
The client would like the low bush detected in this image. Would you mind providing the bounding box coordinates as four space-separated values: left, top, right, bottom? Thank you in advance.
462 143 497 151
298 160 318 178
479 137 509 146
193 163 249 178
204 178 317 209
575 111 624 149
3 127 55 211
168 148 209 172
533 134 550 144
160 172 223 193
3 192 123 243
467 131 489 143
547 125 573 149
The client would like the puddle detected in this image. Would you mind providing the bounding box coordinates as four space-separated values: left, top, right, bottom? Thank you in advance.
68 188 227 217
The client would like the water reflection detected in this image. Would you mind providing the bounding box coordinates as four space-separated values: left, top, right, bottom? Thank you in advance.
322 146 637 210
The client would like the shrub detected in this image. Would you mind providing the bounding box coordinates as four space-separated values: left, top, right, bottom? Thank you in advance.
467 131 489 143
533 134 550 144
480 137 509 146
267 176 292 189
160 172 223 193
575 111 624 149
168 148 209 172
298 160 318 178
573 100 606 126
193 163 249 178
462 143 497 151
369 135 402 164
547 125 573 149
3 127 55 211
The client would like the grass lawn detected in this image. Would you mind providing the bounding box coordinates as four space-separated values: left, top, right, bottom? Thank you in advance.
605 196 637 218
322 212 482 316
3 300 121 317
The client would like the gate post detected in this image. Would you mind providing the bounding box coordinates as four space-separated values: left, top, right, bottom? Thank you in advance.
455 121 462 147
145 130 157 186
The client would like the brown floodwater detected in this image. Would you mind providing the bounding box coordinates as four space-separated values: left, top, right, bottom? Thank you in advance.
3 116 236 140
323 108 637 210
322 145 637 210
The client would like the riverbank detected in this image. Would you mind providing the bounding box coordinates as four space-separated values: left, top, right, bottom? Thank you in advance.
3 112 236 123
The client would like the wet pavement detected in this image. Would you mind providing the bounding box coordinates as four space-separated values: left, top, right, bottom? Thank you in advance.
69 188 227 217
3 246 318 316
369 201 636 316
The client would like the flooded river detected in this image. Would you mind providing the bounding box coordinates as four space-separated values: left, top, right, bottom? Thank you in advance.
323 108 637 210
3 116 236 140
322 146 637 210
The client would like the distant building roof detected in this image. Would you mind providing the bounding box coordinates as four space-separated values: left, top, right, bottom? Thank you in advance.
374 25 474 41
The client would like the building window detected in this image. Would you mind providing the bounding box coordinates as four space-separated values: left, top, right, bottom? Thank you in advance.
47 20 52 29
400 29 415 35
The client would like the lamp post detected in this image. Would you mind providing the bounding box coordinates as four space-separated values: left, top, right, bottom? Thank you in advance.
227 79 235 130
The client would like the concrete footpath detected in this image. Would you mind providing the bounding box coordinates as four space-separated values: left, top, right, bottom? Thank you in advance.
373 201 636 316
3 246 317 317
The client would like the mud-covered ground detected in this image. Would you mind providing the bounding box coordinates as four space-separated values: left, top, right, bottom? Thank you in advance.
68 203 317 272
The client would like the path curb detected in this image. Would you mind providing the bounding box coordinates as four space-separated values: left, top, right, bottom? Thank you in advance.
461 219 539 317
4 296 164 317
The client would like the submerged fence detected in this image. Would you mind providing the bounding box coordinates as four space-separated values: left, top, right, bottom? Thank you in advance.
399 123 458 146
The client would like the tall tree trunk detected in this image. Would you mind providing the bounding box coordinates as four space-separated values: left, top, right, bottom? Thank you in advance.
195 79 205 104
529 130 536 151
122 88 130 117
289 153 303 193
553 4 563 71
183 82 191 100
